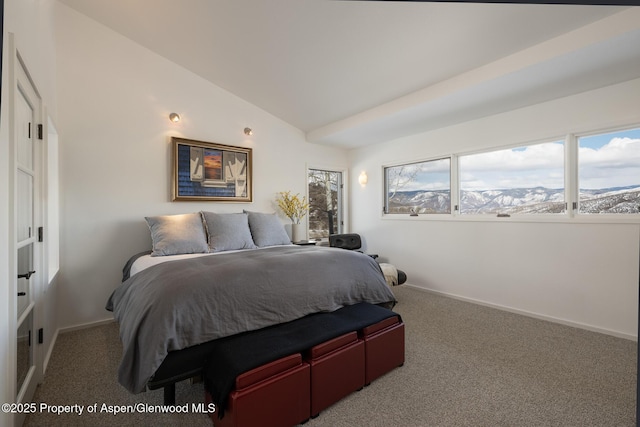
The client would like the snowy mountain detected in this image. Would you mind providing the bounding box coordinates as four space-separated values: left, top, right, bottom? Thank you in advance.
579 187 640 214
387 186 640 214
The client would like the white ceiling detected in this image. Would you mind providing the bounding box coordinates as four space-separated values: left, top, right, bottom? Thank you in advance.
57 0 640 148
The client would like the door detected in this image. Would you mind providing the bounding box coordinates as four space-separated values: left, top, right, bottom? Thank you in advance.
13 51 43 424
308 168 344 242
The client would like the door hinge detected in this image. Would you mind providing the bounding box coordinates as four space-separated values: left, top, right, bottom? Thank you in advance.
572 202 578 210
28 122 31 139
38 226 44 242
38 328 44 344
38 124 44 140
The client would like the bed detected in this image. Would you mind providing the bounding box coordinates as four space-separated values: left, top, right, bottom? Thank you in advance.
106 211 397 402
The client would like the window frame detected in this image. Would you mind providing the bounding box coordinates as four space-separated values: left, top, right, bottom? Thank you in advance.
307 166 346 241
456 138 567 217
574 125 640 217
383 156 452 216
380 123 640 224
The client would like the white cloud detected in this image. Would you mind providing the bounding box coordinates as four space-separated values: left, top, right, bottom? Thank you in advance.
394 136 640 192
461 142 564 172
388 159 450 191
460 142 564 189
579 137 640 166
579 137 640 189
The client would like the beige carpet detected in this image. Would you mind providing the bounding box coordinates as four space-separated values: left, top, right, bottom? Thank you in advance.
25 286 636 426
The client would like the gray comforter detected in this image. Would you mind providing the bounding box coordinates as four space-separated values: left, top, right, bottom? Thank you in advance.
106 245 396 393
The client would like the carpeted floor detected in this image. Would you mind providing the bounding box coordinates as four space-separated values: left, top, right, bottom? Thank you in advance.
24 286 636 426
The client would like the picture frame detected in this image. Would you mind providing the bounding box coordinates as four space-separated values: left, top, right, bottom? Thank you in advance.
172 137 252 202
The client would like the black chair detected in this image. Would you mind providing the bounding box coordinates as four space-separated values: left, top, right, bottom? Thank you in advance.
329 233 363 251
329 234 406 285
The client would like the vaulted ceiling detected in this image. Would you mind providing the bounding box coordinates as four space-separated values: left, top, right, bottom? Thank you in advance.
58 0 640 148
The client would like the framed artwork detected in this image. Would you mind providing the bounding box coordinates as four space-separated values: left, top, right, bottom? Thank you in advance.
172 137 252 202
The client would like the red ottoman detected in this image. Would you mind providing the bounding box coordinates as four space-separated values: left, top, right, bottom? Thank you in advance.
208 353 310 427
306 331 365 417
360 316 405 385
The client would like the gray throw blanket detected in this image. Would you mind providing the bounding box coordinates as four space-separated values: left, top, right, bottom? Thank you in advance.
106 245 396 394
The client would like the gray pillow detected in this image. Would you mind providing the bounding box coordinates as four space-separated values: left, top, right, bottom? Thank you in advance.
244 210 291 247
201 212 257 252
145 213 209 256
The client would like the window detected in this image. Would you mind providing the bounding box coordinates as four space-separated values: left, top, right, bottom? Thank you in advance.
381 124 639 220
459 141 565 215
46 117 60 283
308 169 343 240
384 158 451 214
578 128 640 214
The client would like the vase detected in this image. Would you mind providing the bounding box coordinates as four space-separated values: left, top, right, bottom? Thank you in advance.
291 223 306 243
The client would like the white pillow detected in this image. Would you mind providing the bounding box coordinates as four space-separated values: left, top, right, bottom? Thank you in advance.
145 213 209 256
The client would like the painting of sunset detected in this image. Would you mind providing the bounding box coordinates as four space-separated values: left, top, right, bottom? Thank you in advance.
204 149 222 180
173 137 252 201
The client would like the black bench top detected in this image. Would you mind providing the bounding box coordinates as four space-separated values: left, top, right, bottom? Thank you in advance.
203 302 401 417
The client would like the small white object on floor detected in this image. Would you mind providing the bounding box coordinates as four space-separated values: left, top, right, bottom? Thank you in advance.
378 263 398 286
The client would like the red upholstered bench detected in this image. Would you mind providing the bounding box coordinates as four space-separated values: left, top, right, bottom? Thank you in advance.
305 331 365 417
207 353 310 427
360 316 405 385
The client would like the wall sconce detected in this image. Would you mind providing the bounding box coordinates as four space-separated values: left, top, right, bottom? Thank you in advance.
169 113 181 123
358 171 368 186
244 127 253 136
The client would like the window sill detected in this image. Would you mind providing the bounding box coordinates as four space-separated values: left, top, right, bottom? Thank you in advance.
381 213 640 225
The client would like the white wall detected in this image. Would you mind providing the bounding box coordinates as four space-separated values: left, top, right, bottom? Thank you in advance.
1 0 58 423
53 4 348 330
0 4 635 422
350 78 640 339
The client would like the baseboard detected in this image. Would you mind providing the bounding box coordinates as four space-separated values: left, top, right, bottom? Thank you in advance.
403 284 637 341
42 318 115 377
43 328 59 373
58 317 115 334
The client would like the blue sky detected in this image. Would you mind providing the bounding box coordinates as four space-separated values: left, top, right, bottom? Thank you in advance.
579 128 640 149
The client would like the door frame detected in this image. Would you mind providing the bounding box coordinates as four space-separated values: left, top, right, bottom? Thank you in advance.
306 165 349 240
7 33 45 426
